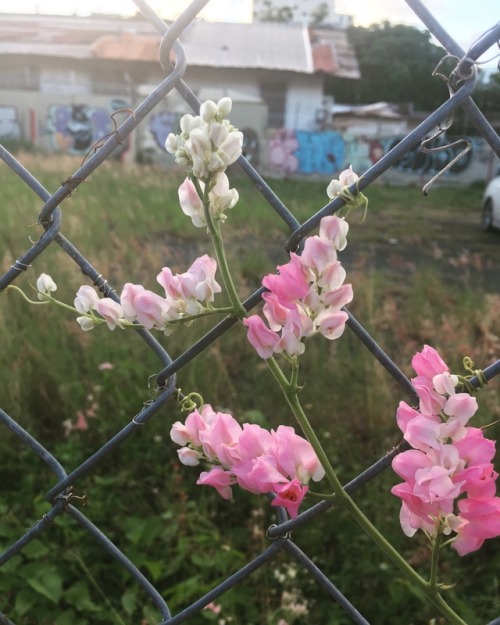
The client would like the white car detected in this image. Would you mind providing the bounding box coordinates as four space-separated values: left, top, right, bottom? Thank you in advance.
482 174 500 231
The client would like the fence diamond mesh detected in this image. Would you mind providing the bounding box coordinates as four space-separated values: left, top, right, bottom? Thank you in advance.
1 1 500 623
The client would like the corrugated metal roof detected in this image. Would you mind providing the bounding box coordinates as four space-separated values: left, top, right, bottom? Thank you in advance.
310 28 360 79
0 14 360 78
91 32 160 62
178 21 314 74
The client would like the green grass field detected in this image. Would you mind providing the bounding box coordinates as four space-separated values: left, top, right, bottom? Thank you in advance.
0 154 499 625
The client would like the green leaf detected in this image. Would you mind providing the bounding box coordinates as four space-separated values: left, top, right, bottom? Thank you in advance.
143 559 164 582
23 539 50 559
121 587 137 615
26 570 63 603
0 555 22 574
15 588 37 616
65 580 100 612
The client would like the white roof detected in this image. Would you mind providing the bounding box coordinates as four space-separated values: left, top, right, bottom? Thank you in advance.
180 21 314 73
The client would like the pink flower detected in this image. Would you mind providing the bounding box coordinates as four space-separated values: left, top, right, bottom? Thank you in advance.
391 482 442 536
395 401 421 435
455 427 496 466
74 410 89 431
319 215 349 251
196 466 235 500
185 254 221 303
412 375 447 415
120 283 146 321
271 479 309 519
98 362 114 371
94 298 124 330
199 411 242 466
178 177 205 227
403 414 441 452
322 283 353 310
317 260 346 292
177 447 203 466
412 345 449 379
203 602 221 615
127 289 172 330
262 254 309 304
315 310 348 340
170 406 214 447
232 455 287 494
339 165 359 187
243 315 280 359
452 497 500 555
443 393 478 424
157 255 221 314
275 316 306 357
273 425 325 483
238 423 275 460
300 236 337 277
262 291 293 331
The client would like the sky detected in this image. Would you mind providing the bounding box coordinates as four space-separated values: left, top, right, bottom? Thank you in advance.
0 0 498 67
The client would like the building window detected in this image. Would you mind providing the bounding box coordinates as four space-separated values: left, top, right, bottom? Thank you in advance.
261 81 286 128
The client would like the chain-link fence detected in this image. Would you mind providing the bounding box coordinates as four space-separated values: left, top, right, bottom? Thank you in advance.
1 1 500 623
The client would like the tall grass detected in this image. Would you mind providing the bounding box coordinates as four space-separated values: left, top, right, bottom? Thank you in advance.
0 154 499 624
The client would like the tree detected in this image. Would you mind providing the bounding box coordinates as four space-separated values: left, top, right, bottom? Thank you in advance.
311 2 329 25
327 22 450 111
254 0 294 23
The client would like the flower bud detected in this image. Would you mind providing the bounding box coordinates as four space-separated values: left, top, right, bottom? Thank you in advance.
36 273 57 300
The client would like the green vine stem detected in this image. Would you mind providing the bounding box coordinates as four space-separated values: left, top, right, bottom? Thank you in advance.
265 356 468 625
195 176 247 320
429 530 444 590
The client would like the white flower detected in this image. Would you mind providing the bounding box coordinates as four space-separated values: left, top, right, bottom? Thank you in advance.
165 98 243 182
217 96 232 118
77 316 95 331
36 273 57 300
74 285 100 314
200 99 218 122
326 165 359 200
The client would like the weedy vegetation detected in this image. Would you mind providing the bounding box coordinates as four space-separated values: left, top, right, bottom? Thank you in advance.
0 154 499 624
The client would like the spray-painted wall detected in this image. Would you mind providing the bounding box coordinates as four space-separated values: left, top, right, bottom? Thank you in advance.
0 93 496 184
264 128 495 185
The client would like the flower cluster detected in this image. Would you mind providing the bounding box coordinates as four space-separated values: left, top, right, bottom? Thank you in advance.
392 345 500 555
165 98 243 181
36 255 222 333
170 404 325 518
178 172 239 229
166 99 242 228
243 215 352 359
326 165 359 199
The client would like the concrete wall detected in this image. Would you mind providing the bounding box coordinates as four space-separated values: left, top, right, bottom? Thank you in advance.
1 87 496 185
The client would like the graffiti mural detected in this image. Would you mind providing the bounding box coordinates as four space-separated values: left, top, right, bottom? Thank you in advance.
269 129 299 174
242 128 260 167
295 130 345 175
268 128 486 183
382 135 476 175
268 129 345 175
0 106 22 143
148 110 179 149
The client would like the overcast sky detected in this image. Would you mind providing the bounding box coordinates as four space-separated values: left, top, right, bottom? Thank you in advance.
1 0 498 66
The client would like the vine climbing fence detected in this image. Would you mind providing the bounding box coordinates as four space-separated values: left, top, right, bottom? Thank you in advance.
1 1 500 624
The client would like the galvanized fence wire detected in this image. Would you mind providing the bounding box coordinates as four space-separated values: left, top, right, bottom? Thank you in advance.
0 0 499 622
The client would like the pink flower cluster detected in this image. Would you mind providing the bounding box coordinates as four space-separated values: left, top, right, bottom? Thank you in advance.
74 254 221 333
243 215 353 359
170 404 325 518
392 345 500 555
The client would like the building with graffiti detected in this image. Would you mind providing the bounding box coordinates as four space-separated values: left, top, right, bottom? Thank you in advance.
0 12 496 184
0 12 358 162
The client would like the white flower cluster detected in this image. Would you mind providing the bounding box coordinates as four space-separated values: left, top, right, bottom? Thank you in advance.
165 97 244 182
